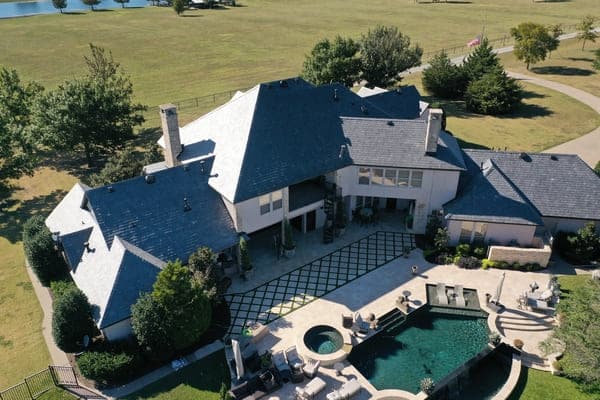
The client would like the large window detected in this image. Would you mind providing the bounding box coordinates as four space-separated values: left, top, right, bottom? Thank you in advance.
410 171 423 188
372 168 384 185
397 170 410 187
259 194 271 215
272 190 283 210
384 169 397 186
459 221 487 243
473 223 487 243
459 222 472 243
358 168 370 185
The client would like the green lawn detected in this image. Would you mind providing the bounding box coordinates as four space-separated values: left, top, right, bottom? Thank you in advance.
500 38 600 98
401 74 600 152
37 387 76 400
508 367 596 400
123 350 230 400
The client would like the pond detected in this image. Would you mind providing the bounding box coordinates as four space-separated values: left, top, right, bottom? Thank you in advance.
0 0 149 19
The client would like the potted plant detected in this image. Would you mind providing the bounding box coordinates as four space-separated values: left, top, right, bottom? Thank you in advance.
489 331 502 347
419 377 435 395
335 200 348 236
239 237 253 277
282 218 296 258
513 338 524 350
403 246 411 258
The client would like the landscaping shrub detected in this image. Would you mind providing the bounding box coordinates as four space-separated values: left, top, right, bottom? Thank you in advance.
422 247 440 263
472 245 487 259
456 256 481 269
554 224 600 264
50 280 76 299
77 351 136 384
513 338 524 350
422 51 467 99
465 69 523 115
22 215 68 286
456 243 471 257
425 211 444 245
433 227 449 251
480 258 544 272
52 286 96 353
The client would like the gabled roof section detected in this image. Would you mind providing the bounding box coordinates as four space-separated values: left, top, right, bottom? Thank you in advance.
357 86 422 119
463 150 600 221
85 158 239 263
98 238 163 329
444 157 543 226
341 117 466 171
60 227 93 269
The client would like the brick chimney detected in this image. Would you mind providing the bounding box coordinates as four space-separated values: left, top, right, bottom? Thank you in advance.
425 108 443 154
160 104 182 168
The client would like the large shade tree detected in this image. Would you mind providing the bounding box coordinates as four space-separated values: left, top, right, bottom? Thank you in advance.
301 36 361 87
52 287 96 353
360 25 422 88
577 15 598 51
34 44 146 167
510 22 559 70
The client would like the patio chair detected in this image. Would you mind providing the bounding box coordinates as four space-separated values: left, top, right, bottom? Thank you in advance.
455 284 466 307
326 378 362 400
437 282 448 305
342 313 354 329
527 298 552 313
303 359 320 378
285 345 305 370
295 376 327 400
272 350 292 383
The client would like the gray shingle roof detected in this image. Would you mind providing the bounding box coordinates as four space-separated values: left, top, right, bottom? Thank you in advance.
463 150 600 221
341 117 466 170
358 86 421 119
444 158 543 225
86 157 239 263
60 227 93 269
99 248 161 328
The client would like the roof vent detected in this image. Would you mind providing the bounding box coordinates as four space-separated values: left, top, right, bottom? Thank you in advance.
333 88 339 101
183 197 191 212
550 155 558 161
107 186 114 193
519 152 532 162
200 160 205 174
83 242 91 252
145 175 155 184
396 88 402 94
279 80 288 88
360 105 368 114
387 120 394 126
339 144 347 159
183 164 190 171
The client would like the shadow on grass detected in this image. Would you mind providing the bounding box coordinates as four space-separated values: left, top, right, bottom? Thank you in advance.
567 56 594 63
531 66 595 76
0 189 68 244
416 0 473 3
121 350 230 399
506 367 528 400
62 11 85 15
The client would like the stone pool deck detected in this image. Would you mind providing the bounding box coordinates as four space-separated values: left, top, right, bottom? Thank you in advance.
245 248 561 399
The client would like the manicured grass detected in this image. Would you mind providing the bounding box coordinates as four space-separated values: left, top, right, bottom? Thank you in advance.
122 350 230 400
37 387 76 400
500 38 600 98
0 0 598 110
557 274 593 298
401 74 600 152
508 367 595 400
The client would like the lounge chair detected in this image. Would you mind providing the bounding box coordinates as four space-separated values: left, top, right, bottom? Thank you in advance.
272 350 292 383
326 378 361 400
285 345 305 370
455 284 466 307
295 376 326 399
527 298 552 312
352 313 370 335
342 313 353 329
303 359 320 378
437 282 448 305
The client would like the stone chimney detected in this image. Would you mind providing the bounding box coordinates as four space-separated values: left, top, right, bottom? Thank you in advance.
160 104 182 168
425 108 443 154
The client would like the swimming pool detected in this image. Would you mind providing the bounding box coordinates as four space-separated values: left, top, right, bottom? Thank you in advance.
348 308 489 394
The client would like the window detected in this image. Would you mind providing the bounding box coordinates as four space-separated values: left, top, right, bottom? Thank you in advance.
272 190 283 210
356 196 364 208
459 222 473 243
372 168 384 185
410 171 423 188
473 223 487 243
397 170 409 186
384 169 397 186
358 167 370 185
259 194 271 215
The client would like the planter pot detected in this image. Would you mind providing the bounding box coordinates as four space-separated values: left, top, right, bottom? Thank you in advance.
242 266 254 278
283 247 296 258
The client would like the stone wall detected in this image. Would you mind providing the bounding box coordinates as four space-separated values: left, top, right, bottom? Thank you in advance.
487 243 552 267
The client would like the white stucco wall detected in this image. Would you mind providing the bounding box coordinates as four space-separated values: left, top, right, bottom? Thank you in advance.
234 188 287 234
336 166 460 233
447 220 536 246
542 217 599 235
102 318 133 342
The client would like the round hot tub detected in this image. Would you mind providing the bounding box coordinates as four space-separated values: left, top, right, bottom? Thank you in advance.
304 325 344 355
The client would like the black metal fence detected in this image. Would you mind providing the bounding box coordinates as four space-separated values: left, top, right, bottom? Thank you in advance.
0 366 79 400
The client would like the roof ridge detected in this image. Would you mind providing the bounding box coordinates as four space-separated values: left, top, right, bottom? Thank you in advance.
119 238 166 269
340 116 427 124
487 160 543 219
98 236 128 328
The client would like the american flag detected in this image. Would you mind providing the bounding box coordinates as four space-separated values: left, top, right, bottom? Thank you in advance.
467 36 481 47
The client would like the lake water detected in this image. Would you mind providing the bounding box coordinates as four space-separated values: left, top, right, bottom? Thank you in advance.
0 0 149 19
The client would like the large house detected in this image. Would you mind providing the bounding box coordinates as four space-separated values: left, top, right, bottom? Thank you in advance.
46 77 600 340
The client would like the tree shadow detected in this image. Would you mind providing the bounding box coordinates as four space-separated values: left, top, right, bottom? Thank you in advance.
181 14 203 17
567 56 594 62
132 127 162 148
416 0 473 3
531 66 595 76
62 11 85 15
0 189 68 244
92 9 114 12
454 137 490 150
520 89 546 100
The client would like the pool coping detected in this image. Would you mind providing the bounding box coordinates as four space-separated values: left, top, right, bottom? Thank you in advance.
297 321 352 367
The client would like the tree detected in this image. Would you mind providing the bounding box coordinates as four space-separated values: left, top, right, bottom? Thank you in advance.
577 15 598 51
465 69 523 115
34 44 146 167
547 23 563 58
82 0 101 11
0 67 42 195
422 51 468 99
462 37 502 82
593 49 600 71
151 260 212 351
52 0 67 13
301 36 361 87
87 144 161 187
113 0 129 7
595 160 600 176
510 22 558 70
434 227 450 251
567 222 600 264
360 25 422 88
131 293 173 356
188 246 219 299
173 0 186 15
52 286 96 353
22 215 68 286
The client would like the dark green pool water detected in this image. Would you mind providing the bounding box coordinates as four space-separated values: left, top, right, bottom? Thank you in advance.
348 311 489 394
